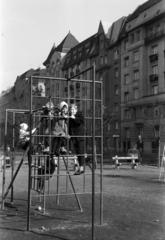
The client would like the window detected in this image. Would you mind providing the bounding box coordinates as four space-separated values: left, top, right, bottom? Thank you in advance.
115 121 119 130
86 48 89 54
125 128 130 138
105 55 108 64
115 68 119 78
151 85 158 95
133 51 139 62
100 39 104 49
73 51 77 60
150 27 154 35
124 92 129 102
156 24 160 32
100 56 103 65
133 69 139 80
124 39 128 50
152 65 158 75
152 142 158 153
115 85 119 95
131 33 134 43
137 127 143 137
99 72 103 81
124 74 129 85
124 57 129 67
114 50 119 60
136 30 141 41
114 102 119 112
133 88 139 99
125 110 130 120
151 45 158 54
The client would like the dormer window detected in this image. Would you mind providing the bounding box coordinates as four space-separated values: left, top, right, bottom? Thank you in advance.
73 50 77 60
86 48 89 54
78 48 82 57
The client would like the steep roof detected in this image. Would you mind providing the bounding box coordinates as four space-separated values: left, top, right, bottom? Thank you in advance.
127 0 162 22
108 17 126 44
43 32 79 66
124 0 164 32
63 33 97 69
19 68 36 79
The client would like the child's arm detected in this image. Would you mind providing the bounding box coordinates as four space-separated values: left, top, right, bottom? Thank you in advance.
73 111 84 124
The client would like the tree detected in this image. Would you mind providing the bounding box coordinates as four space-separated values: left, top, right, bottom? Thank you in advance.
143 102 165 167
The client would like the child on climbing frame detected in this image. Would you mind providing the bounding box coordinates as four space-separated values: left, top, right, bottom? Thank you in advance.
68 104 84 175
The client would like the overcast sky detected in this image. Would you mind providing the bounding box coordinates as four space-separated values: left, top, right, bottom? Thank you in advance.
0 0 147 93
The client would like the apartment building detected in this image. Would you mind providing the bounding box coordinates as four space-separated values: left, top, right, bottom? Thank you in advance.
42 32 79 107
120 0 165 154
1 0 164 160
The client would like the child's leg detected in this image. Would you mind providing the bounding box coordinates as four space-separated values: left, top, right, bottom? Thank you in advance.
73 138 84 171
53 137 63 156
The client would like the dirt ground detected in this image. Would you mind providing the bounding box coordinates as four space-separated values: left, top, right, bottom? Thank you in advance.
0 162 165 240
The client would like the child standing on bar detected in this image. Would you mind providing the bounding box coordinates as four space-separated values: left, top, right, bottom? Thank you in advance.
68 104 84 175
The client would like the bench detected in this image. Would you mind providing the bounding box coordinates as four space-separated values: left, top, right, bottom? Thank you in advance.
0 156 11 171
112 156 139 169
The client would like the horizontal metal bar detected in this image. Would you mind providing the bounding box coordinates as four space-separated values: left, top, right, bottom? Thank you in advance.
31 191 102 198
67 66 93 81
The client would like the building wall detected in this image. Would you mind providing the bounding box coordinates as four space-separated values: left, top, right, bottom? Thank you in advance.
120 0 165 156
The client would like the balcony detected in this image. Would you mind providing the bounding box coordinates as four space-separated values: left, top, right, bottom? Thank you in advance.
145 29 165 43
149 53 158 62
149 74 158 82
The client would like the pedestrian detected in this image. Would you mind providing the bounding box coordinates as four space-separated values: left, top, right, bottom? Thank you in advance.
68 103 84 175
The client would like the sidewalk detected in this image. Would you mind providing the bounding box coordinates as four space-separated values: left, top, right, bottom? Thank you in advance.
0 164 165 240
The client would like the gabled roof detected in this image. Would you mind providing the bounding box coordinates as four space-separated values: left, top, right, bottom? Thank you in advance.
97 17 126 44
127 0 162 22
98 21 112 38
43 32 79 66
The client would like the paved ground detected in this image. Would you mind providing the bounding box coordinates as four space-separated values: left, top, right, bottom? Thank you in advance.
0 161 165 240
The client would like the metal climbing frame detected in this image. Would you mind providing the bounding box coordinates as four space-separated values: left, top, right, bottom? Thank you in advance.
1 64 103 240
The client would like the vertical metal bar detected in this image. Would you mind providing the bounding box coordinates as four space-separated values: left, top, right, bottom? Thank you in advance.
11 112 15 204
92 63 96 240
56 155 60 204
66 156 68 194
63 156 82 211
27 76 32 231
1 110 8 209
100 81 103 225
3 146 29 199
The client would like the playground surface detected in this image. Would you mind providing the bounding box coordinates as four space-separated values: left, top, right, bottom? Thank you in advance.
0 163 165 240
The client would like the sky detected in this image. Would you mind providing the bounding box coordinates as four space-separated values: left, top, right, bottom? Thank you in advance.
0 0 147 93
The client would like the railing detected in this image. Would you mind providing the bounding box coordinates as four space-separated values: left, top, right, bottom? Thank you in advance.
149 53 158 62
145 29 165 43
149 74 158 82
